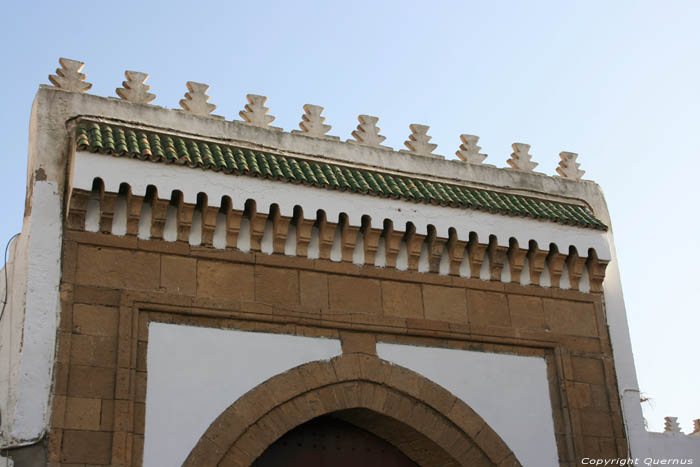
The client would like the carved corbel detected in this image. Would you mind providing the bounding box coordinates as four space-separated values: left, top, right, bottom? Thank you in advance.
566 248 587 290
340 216 360 262
527 242 548 286
383 222 403 268
467 233 488 278
586 249 609 293
125 191 143 236
446 230 467 276
487 236 508 281
67 189 92 231
271 207 292 254
507 239 528 284
99 191 118 234
546 246 567 288
403 225 425 271
248 205 268 252
295 214 315 257
200 205 219 247
426 228 447 273
149 193 170 240
361 218 382 266
316 213 337 260
225 208 243 249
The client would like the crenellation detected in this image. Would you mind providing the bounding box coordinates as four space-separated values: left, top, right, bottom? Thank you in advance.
179 81 217 117
557 152 585 180
116 71 155 105
664 417 682 434
402 124 440 158
455 134 488 164
45 60 603 179
239 94 277 129
293 104 337 139
507 143 538 172
350 115 390 149
49 57 92 93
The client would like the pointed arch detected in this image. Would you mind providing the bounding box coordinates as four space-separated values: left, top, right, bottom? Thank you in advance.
184 354 521 466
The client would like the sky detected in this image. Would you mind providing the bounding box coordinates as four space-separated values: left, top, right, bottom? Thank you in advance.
0 0 698 433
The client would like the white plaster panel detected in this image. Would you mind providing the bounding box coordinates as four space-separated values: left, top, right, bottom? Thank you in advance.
377 342 558 467
5 182 62 443
73 151 611 260
144 323 342 467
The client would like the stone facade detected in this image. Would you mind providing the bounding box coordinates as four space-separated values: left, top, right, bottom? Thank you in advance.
44 217 624 464
7 57 699 466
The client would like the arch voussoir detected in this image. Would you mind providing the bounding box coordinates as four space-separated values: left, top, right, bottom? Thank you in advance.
184 354 521 467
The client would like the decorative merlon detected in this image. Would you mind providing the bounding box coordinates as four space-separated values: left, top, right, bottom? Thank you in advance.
403 124 439 158
664 416 682 433
350 115 389 148
507 143 538 172
179 81 216 116
239 94 275 128
43 57 602 181
116 71 155 104
557 151 585 180
292 104 336 139
692 419 700 436
455 134 487 164
49 58 92 93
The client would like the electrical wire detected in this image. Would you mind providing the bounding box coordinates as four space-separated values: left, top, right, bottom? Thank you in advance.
0 233 20 322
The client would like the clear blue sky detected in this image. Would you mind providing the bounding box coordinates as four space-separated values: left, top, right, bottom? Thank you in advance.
1 1 698 433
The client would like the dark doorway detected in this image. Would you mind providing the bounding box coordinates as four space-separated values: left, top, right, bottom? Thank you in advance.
252 415 419 467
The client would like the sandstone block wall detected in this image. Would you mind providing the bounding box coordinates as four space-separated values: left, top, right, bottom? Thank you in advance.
48 226 627 465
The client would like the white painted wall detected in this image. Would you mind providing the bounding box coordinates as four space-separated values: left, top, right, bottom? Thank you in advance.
144 323 342 467
647 433 700 459
0 180 62 449
378 342 558 467
144 323 559 466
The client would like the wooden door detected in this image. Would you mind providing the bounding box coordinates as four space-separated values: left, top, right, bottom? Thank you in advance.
253 415 419 467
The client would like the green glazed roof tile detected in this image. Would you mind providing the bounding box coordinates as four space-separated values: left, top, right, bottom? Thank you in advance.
74 122 607 231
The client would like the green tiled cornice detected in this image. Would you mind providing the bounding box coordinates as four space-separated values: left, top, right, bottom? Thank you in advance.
75 122 607 230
